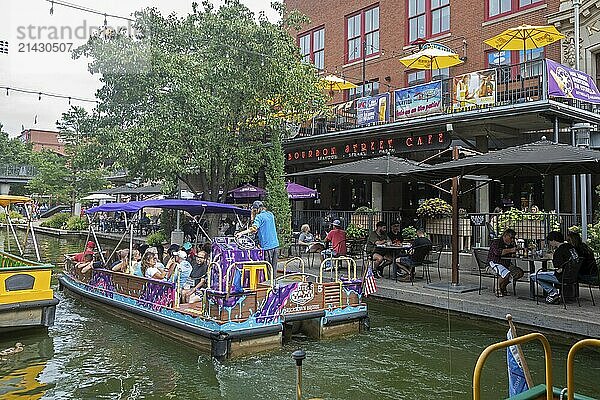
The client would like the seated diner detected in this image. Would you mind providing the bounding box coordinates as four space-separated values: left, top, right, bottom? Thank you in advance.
486 228 524 296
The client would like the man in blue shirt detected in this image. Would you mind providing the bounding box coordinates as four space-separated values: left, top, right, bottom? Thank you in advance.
236 200 279 268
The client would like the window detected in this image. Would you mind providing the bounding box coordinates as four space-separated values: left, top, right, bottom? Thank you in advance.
298 27 325 70
346 6 380 62
406 68 448 86
432 67 449 81
487 0 543 19
348 81 380 100
519 48 544 77
407 70 426 86
408 0 450 43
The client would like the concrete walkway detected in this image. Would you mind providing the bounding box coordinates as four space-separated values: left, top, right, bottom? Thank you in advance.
284 252 600 338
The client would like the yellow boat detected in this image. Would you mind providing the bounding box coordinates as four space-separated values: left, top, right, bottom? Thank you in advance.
0 195 58 333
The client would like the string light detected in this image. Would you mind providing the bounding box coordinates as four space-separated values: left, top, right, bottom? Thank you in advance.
44 0 134 22
0 86 97 104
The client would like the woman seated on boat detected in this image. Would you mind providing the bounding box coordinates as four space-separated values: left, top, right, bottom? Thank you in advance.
141 251 167 280
111 249 129 273
131 250 143 276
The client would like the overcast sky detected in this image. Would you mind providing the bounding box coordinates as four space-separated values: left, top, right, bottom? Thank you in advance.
0 0 281 136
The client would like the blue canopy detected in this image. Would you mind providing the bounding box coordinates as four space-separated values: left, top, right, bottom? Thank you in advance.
86 199 251 216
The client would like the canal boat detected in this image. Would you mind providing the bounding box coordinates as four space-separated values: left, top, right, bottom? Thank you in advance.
59 199 368 359
0 195 58 333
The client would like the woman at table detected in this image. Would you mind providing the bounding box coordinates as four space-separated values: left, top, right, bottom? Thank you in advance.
298 224 315 250
567 231 598 281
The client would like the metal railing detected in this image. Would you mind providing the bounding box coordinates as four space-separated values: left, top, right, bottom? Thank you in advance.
292 210 589 249
0 164 37 178
291 59 599 138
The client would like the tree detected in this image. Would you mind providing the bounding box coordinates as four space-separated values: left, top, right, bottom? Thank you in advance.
72 0 326 203
265 129 291 248
0 122 32 165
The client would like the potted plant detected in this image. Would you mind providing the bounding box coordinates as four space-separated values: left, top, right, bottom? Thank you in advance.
402 226 417 241
350 206 381 231
417 198 470 236
497 208 553 240
346 223 368 240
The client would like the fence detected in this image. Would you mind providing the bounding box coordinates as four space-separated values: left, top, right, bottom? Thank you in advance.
290 59 600 138
292 210 589 250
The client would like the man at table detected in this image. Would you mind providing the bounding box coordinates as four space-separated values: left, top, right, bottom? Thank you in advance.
531 231 579 304
366 221 391 278
397 229 432 280
487 228 524 296
387 221 403 244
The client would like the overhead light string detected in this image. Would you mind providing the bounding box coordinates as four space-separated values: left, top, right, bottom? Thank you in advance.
45 0 134 22
1 85 97 104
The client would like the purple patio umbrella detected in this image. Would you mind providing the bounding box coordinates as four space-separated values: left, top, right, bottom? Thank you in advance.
227 184 266 199
286 182 319 200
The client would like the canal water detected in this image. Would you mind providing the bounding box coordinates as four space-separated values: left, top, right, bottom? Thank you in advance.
1 231 599 399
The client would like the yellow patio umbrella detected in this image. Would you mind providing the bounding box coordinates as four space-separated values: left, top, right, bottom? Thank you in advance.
484 24 564 61
399 45 463 81
319 74 358 97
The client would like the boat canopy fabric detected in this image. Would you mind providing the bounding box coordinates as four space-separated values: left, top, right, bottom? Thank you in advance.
286 182 319 199
426 140 600 178
287 155 427 178
227 184 266 199
0 195 32 207
86 199 251 216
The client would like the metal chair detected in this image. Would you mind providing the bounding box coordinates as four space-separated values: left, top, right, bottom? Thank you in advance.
534 258 581 309
578 257 600 306
422 244 443 280
472 247 498 296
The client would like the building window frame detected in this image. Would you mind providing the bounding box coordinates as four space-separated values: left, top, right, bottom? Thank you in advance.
347 80 380 101
346 5 380 63
485 0 544 21
298 26 325 70
407 0 450 44
405 68 449 86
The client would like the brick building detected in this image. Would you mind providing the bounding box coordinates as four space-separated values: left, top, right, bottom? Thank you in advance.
18 129 65 156
282 0 600 231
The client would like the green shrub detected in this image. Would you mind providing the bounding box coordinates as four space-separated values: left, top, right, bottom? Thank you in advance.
41 212 71 229
497 208 560 232
0 210 24 223
346 223 368 240
65 215 88 231
416 198 452 219
147 230 166 246
402 226 417 240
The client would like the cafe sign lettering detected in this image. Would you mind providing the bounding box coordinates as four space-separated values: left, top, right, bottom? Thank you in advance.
286 132 450 164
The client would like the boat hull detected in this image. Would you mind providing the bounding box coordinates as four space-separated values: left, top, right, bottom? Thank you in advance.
0 297 58 333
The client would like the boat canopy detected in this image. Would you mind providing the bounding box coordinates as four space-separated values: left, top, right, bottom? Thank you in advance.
86 199 251 216
0 195 33 207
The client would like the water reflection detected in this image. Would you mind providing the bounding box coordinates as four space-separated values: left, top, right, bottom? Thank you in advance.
1 230 599 399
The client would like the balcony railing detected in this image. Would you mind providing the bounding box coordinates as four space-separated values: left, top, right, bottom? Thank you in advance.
290 59 600 138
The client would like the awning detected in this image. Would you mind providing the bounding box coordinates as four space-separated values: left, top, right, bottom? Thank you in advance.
286 182 319 199
96 184 162 195
86 199 250 216
0 195 32 207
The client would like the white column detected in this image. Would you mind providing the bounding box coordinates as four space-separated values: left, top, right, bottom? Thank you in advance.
0 183 9 195
371 182 382 211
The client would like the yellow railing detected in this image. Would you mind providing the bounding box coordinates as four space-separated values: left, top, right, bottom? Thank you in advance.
566 339 600 400
473 332 553 400
319 256 357 283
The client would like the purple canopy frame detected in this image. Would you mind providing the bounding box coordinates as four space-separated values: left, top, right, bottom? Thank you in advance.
86 199 250 216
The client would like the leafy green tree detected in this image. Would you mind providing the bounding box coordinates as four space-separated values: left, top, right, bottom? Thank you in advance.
0 122 32 165
265 129 291 248
72 0 326 208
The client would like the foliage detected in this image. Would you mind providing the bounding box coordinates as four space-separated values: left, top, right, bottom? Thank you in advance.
587 223 600 255
568 225 581 233
353 206 377 214
402 226 417 240
0 123 32 165
346 223 368 240
41 212 71 229
65 215 89 231
0 210 26 223
71 2 327 200
416 198 452 219
497 208 560 232
265 130 291 248
147 230 167 246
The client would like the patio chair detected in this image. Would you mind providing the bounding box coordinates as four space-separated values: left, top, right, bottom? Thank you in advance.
409 245 432 285
578 257 600 306
422 244 443 281
472 247 498 296
535 258 581 309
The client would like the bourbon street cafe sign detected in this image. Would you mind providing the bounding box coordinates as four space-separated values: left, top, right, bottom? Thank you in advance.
286 132 450 164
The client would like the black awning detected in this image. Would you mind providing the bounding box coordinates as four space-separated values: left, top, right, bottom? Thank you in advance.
287 155 427 178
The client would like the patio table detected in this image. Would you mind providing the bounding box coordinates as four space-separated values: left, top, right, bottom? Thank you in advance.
502 255 551 299
376 243 411 280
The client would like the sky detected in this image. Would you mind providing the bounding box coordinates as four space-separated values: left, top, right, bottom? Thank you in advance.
0 0 281 136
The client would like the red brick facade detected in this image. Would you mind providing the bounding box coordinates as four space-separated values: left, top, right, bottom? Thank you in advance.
285 0 561 103
18 129 65 155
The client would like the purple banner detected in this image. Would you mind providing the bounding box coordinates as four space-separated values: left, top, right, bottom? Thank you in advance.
547 59 600 104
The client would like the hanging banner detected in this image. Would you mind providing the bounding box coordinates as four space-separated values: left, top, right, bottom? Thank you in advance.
452 69 496 110
547 59 600 104
356 93 390 125
394 81 443 119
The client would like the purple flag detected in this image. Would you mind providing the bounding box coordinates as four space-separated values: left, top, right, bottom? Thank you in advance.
547 59 600 104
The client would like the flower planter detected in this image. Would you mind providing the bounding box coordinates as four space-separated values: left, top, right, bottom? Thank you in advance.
426 218 471 236
350 213 382 230
512 220 546 241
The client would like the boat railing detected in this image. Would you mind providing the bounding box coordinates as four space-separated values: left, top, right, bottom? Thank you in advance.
318 256 358 284
283 257 305 277
275 271 319 283
566 339 600 400
473 332 553 400
0 249 47 269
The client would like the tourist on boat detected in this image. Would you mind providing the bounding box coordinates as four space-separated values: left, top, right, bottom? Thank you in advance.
111 249 129 273
298 224 315 251
182 241 196 258
366 221 392 278
388 221 403 244
131 249 143 276
76 252 95 274
321 219 347 262
71 241 96 262
487 229 525 296
396 229 432 281
164 244 180 265
145 247 166 272
567 231 598 281
190 250 208 286
531 231 580 304
141 251 166 280
235 200 279 268
166 250 193 287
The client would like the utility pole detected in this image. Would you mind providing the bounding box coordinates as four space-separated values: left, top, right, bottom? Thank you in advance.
362 40 367 97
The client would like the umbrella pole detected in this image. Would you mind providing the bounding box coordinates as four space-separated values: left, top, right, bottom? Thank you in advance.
451 146 460 285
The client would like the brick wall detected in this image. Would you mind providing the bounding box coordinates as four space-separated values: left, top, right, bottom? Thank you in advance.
285 0 562 101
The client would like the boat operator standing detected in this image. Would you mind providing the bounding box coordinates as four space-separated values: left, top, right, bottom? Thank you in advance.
235 200 279 268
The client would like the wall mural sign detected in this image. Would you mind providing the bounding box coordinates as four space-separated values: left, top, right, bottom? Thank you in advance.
394 81 443 119
286 132 451 164
452 69 496 111
547 59 600 104
356 92 390 125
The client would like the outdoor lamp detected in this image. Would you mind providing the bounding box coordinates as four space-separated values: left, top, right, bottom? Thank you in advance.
573 122 592 147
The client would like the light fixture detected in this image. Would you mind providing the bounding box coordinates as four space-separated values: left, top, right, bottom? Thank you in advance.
572 122 592 147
